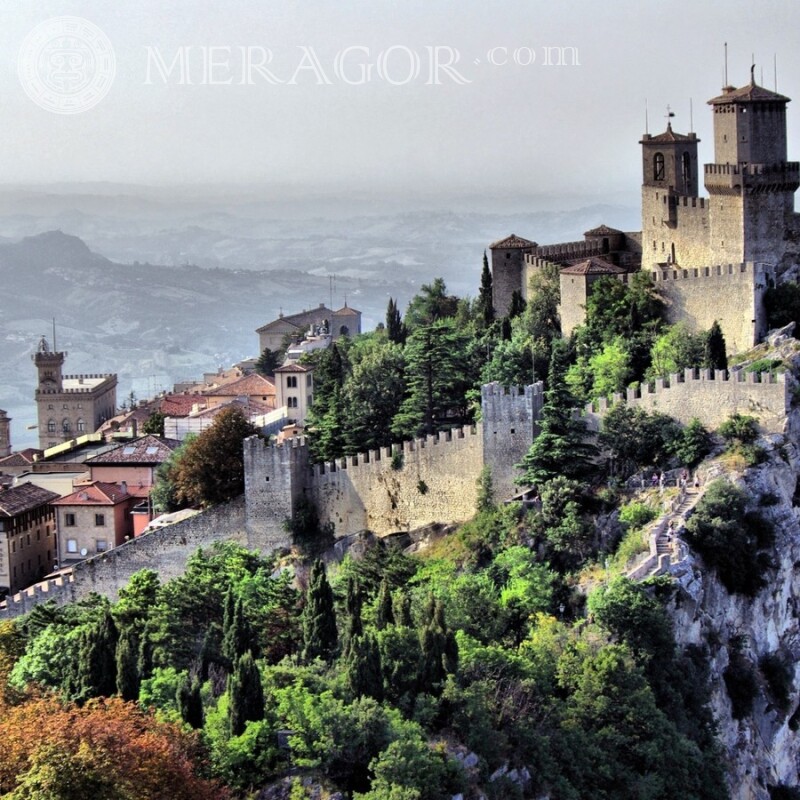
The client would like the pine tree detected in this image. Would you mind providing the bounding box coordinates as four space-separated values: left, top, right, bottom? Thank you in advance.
228 651 265 736
301 560 338 662
705 320 728 371
177 673 204 729
115 628 140 702
478 251 495 329
386 297 406 344
76 609 118 701
375 579 394 630
137 619 155 682
517 338 597 487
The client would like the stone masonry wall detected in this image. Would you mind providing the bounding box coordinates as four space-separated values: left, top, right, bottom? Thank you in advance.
651 261 772 354
306 426 483 536
0 497 249 617
583 368 789 434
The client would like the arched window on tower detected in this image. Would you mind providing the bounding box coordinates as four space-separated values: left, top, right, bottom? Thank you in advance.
653 152 665 181
682 152 691 186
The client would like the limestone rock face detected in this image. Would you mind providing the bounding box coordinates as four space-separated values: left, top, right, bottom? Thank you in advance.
667 426 800 798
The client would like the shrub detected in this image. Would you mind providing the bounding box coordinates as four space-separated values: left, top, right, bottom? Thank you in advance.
618 501 657 531
759 653 793 711
724 651 758 720
718 413 759 445
670 418 713 468
391 451 404 471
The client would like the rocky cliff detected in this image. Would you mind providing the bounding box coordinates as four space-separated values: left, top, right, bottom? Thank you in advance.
668 413 800 798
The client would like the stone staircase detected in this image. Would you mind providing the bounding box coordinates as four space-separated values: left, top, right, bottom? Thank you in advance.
626 484 704 581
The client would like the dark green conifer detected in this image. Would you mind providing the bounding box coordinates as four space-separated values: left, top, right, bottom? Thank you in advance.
705 320 728 371
347 632 383 701
177 673 204 729
394 591 413 627
77 608 118 700
223 596 255 665
228 651 265 736
375 579 394 630
341 576 363 658
115 627 140 702
478 251 495 328
508 289 526 319
301 560 338 662
386 297 406 344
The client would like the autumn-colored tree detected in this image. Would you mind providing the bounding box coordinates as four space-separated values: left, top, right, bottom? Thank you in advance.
172 407 258 507
0 695 226 799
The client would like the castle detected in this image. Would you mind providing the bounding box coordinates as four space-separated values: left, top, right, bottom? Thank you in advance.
491 72 800 353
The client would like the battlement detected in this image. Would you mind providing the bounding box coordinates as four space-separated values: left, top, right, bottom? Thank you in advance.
583 367 788 434
651 261 773 284
524 254 563 271
669 194 707 209
531 241 605 261
705 161 800 193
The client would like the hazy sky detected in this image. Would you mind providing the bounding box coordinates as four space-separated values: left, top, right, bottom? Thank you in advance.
3 0 800 197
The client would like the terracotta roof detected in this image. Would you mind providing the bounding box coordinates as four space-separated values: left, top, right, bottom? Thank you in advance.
275 362 310 373
86 435 181 465
489 234 537 250
204 373 276 397
334 305 360 316
52 481 131 506
159 395 202 417
0 484 59 517
584 224 624 237
641 123 696 144
708 81 790 105
191 397 274 419
0 449 42 468
560 257 626 276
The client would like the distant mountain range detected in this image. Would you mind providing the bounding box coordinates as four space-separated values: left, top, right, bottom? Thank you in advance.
0 194 638 447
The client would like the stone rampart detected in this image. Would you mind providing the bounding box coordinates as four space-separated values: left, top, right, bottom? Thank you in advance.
650 261 773 354
583 368 789 434
0 497 249 617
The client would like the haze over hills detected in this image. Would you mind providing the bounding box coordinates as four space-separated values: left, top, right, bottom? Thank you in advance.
0 189 638 448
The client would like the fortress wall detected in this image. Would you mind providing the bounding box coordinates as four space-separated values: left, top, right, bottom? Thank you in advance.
641 190 712 271
305 426 484 536
482 382 544 500
651 261 772 353
1 497 248 616
523 255 562 302
584 369 788 434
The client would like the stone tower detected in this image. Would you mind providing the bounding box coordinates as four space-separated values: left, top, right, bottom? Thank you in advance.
0 410 10 458
705 76 799 268
640 123 701 269
489 234 537 317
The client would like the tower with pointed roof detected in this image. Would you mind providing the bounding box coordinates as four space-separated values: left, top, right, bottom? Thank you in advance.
489 234 537 317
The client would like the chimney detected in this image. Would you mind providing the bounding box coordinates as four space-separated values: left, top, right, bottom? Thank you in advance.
120 481 128 495
131 418 138 438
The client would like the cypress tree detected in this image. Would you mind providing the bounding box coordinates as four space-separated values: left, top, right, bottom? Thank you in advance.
229 651 265 737
342 576 363 658
386 297 406 344
478 251 495 328
394 590 413 627
375 579 394 630
417 598 457 696
177 674 204 729
137 619 155 682
347 632 383 701
115 628 140 702
223 596 255 665
200 623 223 681
705 320 728 371
77 609 118 700
508 289 526 319
301 560 338 662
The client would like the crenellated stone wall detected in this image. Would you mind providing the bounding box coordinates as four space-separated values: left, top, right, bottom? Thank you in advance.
583 368 789 433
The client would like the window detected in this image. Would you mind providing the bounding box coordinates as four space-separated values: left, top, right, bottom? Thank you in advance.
66 539 78 553
96 539 108 553
682 151 691 185
286 376 298 388
653 152 665 181
47 419 56 433
47 403 54 410
288 397 298 409
95 514 105 527
306 375 312 387
62 419 70 433
77 418 85 432
62 403 69 410
65 513 76 527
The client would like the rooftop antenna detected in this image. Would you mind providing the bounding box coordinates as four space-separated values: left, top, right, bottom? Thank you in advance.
665 104 675 126
644 98 649 134
52 318 56 352
751 53 755 84
774 53 778 91
689 98 694 132
760 65 764 86
724 42 728 87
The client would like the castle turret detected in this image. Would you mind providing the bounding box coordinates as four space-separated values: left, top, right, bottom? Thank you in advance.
0 411 10 459
489 234 537 317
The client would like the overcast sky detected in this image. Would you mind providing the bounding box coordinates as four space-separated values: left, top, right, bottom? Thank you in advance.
3 0 800 199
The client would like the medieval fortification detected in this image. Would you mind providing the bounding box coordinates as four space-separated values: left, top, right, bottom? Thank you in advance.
3 70 798 616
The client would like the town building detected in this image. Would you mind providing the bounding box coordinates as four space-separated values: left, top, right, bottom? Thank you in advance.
52 481 134 566
32 336 117 451
0 483 59 594
0 411 10 458
274 362 314 427
490 73 800 352
256 303 361 354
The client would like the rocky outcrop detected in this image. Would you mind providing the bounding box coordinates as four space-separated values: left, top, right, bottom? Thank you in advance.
667 422 800 798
